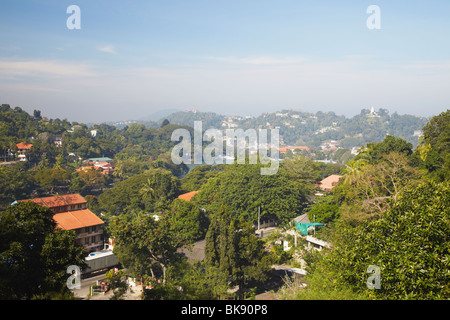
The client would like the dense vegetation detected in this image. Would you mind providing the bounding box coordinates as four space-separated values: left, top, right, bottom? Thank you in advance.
279 110 449 300
0 103 447 300
156 108 428 149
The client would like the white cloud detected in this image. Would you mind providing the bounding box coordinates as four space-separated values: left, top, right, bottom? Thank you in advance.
206 55 308 65
0 59 98 79
97 45 116 54
1 56 448 122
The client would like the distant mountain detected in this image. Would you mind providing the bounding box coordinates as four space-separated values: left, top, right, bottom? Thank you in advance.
140 108 181 122
156 108 430 149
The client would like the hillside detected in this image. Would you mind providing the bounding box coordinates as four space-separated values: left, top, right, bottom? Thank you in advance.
150 108 429 151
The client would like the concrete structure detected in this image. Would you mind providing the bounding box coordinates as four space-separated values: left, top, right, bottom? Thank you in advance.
306 236 330 251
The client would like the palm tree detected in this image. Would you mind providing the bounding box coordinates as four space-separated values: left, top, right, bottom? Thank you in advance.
343 158 367 185
139 178 157 202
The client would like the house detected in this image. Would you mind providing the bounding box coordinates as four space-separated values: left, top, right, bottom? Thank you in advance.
278 146 309 153
319 174 342 192
20 194 105 252
78 161 114 175
93 161 115 175
293 214 324 236
88 157 113 163
177 190 200 201
16 142 33 161
53 135 63 147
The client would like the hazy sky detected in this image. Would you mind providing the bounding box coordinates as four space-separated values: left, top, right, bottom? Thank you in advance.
1 0 449 123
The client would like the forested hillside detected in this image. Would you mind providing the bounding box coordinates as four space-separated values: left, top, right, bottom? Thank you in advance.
279 110 449 300
152 108 428 149
0 103 447 300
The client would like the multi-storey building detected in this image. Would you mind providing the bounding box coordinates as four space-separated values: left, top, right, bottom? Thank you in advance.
20 194 105 252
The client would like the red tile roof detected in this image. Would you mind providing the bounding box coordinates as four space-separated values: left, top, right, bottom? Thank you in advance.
21 194 87 209
319 175 343 191
177 191 200 201
16 142 33 150
279 146 309 153
53 209 104 230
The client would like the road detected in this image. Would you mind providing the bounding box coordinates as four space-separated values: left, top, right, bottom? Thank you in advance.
72 273 107 300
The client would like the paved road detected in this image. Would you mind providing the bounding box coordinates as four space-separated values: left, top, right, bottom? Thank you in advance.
72 273 107 299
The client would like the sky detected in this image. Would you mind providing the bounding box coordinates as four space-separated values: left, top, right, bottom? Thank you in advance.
0 0 449 123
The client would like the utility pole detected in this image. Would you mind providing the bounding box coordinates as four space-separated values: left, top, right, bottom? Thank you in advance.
314 214 316 236
258 206 260 230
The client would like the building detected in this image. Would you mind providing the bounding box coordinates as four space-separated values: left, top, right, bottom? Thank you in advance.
88 157 113 163
20 194 104 252
177 190 200 201
319 174 343 192
278 146 309 153
77 161 115 175
16 142 33 161
293 214 324 236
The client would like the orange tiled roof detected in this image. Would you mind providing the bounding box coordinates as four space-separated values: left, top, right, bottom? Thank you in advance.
21 194 87 209
53 209 104 230
319 175 343 191
279 146 309 153
16 142 33 150
177 191 200 201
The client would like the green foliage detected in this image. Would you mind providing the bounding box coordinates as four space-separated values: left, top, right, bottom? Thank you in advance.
205 206 274 296
307 195 340 224
180 164 225 192
104 269 128 300
196 162 312 224
98 169 181 215
0 202 85 299
417 109 450 182
143 260 230 300
0 163 33 209
165 199 209 244
303 181 449 300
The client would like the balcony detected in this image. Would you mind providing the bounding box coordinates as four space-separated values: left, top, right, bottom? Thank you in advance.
76 229 103 239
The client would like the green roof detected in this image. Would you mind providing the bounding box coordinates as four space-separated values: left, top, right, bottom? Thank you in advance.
88 157 113 162
296 222 324 235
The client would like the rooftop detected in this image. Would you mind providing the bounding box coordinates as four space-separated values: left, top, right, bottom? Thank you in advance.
319 174 343 191
53 209 104 230
177 190 200 201
16 142 33 150
21 194 87 208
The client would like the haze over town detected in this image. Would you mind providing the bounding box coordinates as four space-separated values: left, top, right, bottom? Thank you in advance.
1 0 449 123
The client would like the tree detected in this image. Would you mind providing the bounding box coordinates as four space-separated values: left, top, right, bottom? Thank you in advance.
0 202 85 299
418 110 450 181
161 119 170 128
353 152 423 214
205 206 274 298
196 162 311 224
307 195 340 224
108 212 181 286
328 181 450 299
98 170 181 215
165 199 209 245
104 269 128 300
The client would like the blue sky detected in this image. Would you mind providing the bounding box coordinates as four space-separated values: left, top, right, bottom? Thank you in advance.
0 0 449 122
